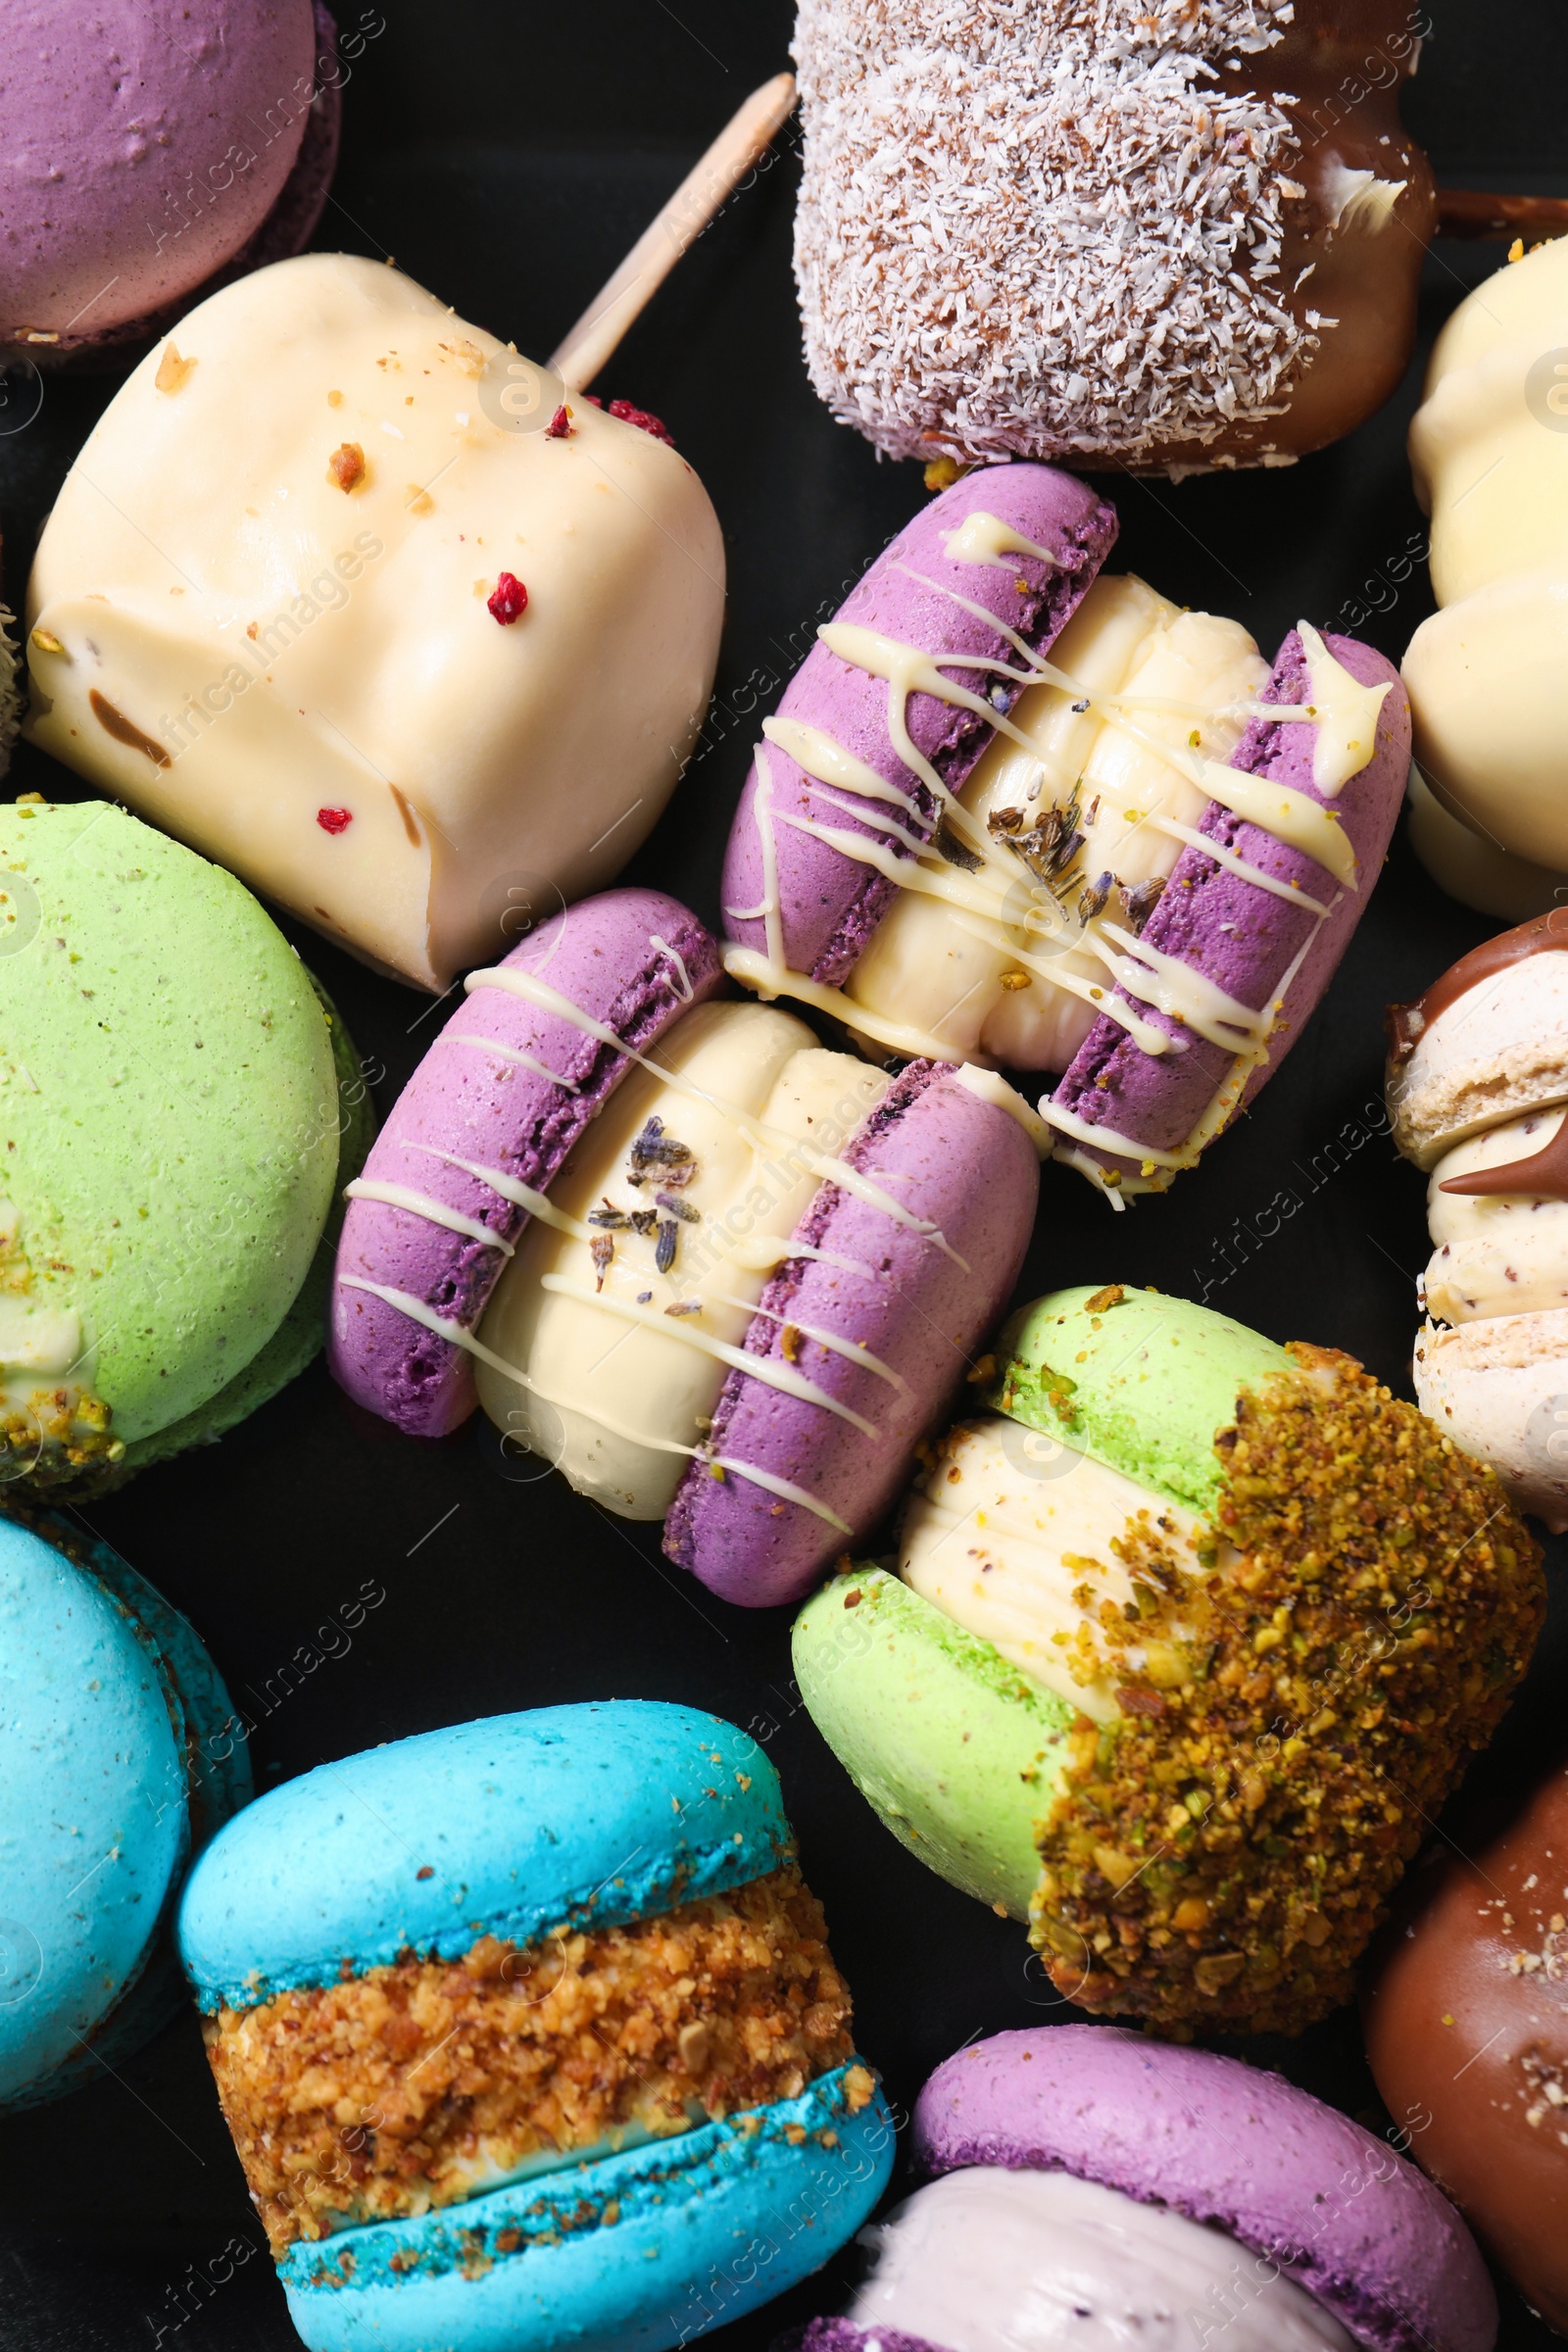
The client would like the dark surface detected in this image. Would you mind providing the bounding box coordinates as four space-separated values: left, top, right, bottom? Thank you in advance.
1 2 1567 2346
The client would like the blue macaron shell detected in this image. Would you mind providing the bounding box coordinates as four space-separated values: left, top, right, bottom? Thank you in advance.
278 2062 897 2352
178 1702 791 2010
0 1516 191 2105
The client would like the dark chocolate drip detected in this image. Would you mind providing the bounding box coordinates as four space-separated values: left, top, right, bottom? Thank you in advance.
1441 1110 1568 1202
1386 909 1568 1065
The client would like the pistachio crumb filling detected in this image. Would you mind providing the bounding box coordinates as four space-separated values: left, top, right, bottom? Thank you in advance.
204 1863 858 2254
1029 1347 1544 2034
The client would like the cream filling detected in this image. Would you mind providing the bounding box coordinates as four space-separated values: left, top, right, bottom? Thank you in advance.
849 2168 1355 2352
1425 1105 1568 1324
839 574 1269 1072
898 1412 1206 1721
473 1002 891 1518
315 2116 677 2232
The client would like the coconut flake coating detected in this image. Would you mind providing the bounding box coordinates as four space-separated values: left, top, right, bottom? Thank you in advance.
1049 633 1408 1189
722 464 1116 988
329 890 722 1438
665 1061 1039 1606
794 0 1311 468
911 2028 1497 2352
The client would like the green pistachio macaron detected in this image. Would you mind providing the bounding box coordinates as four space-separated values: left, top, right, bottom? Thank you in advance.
796 1284 1544 2034
0 796 370 1491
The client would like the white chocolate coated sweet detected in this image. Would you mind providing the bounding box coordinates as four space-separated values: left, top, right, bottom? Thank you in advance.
899 1412 1206 1721
1405 238 1568 890
24 254 725 990
474 1002 890 1519
1424 1108 1568 1326
849 2168 1354 2352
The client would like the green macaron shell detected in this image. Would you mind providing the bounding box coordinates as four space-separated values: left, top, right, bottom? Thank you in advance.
0 800 340 1467
117 973 374 1473
793 1567 1073 1919
993 1285 1293 1514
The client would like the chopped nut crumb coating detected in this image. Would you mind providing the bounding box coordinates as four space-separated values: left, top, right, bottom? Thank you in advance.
205 1865 856 2254
1027 1348 1544 2034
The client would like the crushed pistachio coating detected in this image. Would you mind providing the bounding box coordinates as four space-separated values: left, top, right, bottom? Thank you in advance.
204 1863 855 2255
1028 1347 1544 2034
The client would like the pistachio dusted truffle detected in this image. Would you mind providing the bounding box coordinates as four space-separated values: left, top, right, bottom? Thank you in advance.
795 1285 1544 2034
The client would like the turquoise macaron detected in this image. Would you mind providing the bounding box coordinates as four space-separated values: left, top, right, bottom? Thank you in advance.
177 1699 895 2352
0 1506 250 2108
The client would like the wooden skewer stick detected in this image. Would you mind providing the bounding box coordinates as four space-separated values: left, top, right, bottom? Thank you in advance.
550 73 798 392
1437 187 1568 241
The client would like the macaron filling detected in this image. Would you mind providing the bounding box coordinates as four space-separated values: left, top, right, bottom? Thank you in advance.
203 1860 863 2254
471 1000 891 1517
847 2166 1354 2352
1423 1104 1568 1324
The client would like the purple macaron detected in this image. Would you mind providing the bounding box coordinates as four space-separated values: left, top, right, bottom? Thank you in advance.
330 889 1040 1606
785 2026 1496 2352
3 0 341 357
720 464 1409 1197
722 464 1118 989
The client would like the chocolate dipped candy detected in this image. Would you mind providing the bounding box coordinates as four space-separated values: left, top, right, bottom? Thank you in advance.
24 252 725 990
793 0 1435 475
794 1285 1544 2033
1388 910 1568 1528
722 463 1409 1198
1404 237 1568 917
330 888 1041 1606
1364 1760 1568 2336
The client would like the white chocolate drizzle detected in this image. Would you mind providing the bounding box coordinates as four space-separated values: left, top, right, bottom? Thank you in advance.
712 1295 908 1391
449 1031 581 1092
649 934 694 1002
937 513 1061 573
727 553 1378 1182
339 1277 854 1533
344 1178 514 1253
540 1272 882 1437
401 1143 600 1244
465 963 968 1268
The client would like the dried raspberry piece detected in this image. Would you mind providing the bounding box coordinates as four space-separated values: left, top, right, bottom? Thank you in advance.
317 807 353 835
544 406 574 439
487 572 529 626
608 399 673 446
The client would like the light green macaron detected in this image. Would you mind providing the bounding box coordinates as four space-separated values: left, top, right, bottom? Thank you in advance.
0 796 371 1490
796 1285 1544 2034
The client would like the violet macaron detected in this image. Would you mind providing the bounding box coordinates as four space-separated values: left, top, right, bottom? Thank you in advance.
3 0 341 359
330 887 1041 1606
785 2026 1496 2352
721 464 1409 1199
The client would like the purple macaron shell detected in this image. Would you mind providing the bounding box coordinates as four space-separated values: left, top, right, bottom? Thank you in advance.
1049 634 1409 1185
910 2027 1495 2352
329 890 722 1439
721 465 1117 987
663 1062 1039 1607
3 0 339 354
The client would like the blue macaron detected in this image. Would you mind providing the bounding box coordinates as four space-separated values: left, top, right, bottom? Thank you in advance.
0 1508 251 2109
177 1700 895 2352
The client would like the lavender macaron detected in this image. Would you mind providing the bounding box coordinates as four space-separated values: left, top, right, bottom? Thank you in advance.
330 888 1041 1605
785 2026 1496 2352
721 464 1408 1199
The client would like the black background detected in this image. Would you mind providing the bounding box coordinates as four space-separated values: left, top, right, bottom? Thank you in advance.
3 3 1568 2345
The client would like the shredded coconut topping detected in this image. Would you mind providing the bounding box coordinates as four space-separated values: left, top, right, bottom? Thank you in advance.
793 0 1312 468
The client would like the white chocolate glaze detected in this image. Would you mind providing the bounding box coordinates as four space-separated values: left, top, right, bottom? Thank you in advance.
850 2167 1354 2352
472 1002 894 1518
344 1179 514 1254
900 1411 1206 1719
24 253 725 990
728 564 1371 1170
938 512 1062 572
1424 1109 1568 1325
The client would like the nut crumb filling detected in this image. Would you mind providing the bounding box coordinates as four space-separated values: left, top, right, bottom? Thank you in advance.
204 1864 856 2253
1024 1348 1544 2034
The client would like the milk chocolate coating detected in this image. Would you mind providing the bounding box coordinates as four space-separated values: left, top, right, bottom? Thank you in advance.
1364 1765 1568 2332
1150 0 1437 470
